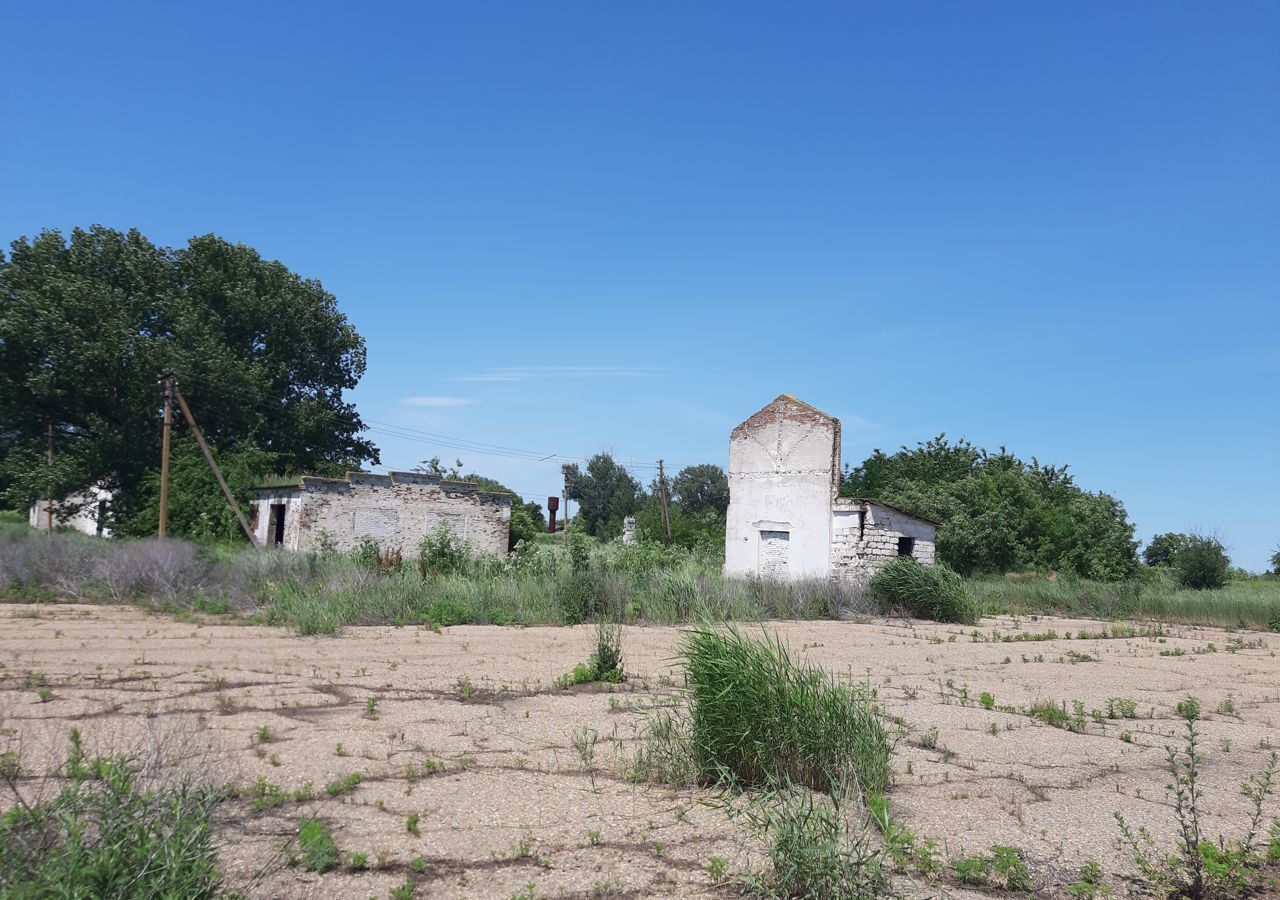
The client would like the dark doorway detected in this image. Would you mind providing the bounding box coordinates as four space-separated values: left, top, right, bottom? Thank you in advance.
897 536 915 558
271 504 287 545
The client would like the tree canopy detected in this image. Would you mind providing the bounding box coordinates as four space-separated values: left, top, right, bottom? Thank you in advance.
0 226 377 536
1142 532 1191 568
671 463 730 518
842 435 1138 581
564 454 643 538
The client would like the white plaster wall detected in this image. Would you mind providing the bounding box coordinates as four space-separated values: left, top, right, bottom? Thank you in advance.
29 487 113 537
249 489 304 550
724 398 840 579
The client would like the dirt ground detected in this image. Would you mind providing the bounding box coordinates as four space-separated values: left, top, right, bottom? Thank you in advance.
2 604 1279 898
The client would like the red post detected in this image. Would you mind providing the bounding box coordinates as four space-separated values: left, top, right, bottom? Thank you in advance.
547 496 559 533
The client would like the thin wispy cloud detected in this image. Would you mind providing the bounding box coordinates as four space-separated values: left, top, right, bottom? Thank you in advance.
400 396 475 408
449 366 671 383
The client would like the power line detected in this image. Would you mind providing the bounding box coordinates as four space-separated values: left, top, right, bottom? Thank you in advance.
163 370 688 475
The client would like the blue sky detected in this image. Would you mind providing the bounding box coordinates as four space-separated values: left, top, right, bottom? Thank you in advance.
3 2 1277 568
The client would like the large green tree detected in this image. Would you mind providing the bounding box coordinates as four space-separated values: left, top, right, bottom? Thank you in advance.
564 453 643 538
842 436 1139 581
671 463 729 518
0 226 377 534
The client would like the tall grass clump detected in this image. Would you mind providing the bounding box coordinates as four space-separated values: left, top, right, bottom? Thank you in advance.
679 626 891 796
868 557 976 624
0 731 225 899
743 778 886 900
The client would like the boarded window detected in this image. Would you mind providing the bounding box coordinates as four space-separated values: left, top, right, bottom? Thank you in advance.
897 536 914 558
759 530 790 578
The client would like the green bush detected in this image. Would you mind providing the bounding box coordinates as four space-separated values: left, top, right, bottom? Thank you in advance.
679 626 891 796
559 621 625 686
1176 535 1230 591
298 819 339 873
867 557 976 624
0 733 224 899
417 524 471 577
747 780 886 899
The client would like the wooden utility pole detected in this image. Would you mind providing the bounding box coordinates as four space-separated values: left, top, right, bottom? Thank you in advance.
657 458 671 541
45 421 54 532
561 464 571 546
158 374 174 538
174 387 259 548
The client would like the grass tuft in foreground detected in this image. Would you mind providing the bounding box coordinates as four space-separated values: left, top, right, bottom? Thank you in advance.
679 625 892 796
0 730 225 899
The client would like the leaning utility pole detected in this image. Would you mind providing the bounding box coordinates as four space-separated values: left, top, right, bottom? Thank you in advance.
158 373 175 538
173 387 259 548
656 458 671 541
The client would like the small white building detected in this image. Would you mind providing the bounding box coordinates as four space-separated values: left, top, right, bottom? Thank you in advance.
28 487 113 537
724 395 938 581
248 471 512 556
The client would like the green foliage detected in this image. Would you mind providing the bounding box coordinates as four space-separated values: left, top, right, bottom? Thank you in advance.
671 463 730 517
679 626 891 796
558 621 625 686
966 571 1280 632
1068 861 1113 899
116 437 275 542
297 819 339 873
1270 545 1280 576
867 557 976 624
1145 532 1191 568
952 845 1033 891
635 504 726 552
417 524 471 577
745 779 886 899
0 734 224 898
0 226 377 527
1115 696 1278 899
1176 535 1231 591
842 435 1138 580
564 453 642 537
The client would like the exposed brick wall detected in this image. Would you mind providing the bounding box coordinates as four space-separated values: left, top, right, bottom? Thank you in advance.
830 499 937 582
251 471 511 557
758 530 791 578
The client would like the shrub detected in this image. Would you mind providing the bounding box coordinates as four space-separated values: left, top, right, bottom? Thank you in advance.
0 734 224 898
558 571 602 625
298 819 339 873
867 557 976 624
1115 695 1278 899
952 845 1033 890
1176 536 1230 591
679 626 891 795
746 779 886 899
417 524 471 578
558 621 625 686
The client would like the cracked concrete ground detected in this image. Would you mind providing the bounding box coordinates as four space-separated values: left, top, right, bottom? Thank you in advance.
2 603 1278 898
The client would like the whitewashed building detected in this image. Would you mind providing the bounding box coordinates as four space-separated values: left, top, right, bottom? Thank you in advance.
724 395 938 581
248 471 511 556
28 487 113 537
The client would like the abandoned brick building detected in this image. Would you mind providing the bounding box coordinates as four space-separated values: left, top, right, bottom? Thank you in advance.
249 471 512 556
724 395 938 581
